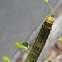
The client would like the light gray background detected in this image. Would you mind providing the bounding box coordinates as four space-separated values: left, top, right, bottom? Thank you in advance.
0 0 62 62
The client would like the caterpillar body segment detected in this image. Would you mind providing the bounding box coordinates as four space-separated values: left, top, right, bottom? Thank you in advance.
25 17 54 62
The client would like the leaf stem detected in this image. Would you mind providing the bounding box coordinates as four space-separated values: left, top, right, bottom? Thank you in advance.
26 50 29 53
47 2 54 14
48 38 58 40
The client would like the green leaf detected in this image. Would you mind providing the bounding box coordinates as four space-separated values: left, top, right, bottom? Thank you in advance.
3 56 10 62
44 60 51 62
52 13 56 17
15 41 22 48
43 0 49 3
21 42 29 50
15 41 29 51
58 37 62 42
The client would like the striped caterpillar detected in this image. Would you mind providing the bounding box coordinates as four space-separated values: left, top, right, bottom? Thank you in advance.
25 17 54 62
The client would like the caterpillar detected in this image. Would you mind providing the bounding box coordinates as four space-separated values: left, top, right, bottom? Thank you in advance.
25 17 54 62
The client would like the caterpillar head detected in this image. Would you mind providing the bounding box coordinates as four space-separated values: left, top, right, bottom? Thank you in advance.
46 17 54 23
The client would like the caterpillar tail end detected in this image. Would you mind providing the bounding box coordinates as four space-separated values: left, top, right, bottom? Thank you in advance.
46 16 54 23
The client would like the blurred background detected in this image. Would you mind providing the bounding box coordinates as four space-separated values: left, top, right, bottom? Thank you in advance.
0 0 62 62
